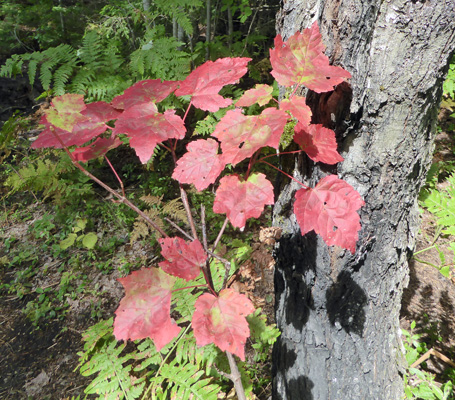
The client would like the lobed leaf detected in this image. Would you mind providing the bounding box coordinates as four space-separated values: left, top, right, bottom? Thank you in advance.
112 103 186 163
192 289 255 360
113 267 181 350
172 138 226 191
111 79 179 110
213 108 289 166
294 123 343 164
270 22 351 92
175 57 251 112
159 237 206 281
236 84 273 107
213 173 274 229
280 95 312 126
294 175 364 253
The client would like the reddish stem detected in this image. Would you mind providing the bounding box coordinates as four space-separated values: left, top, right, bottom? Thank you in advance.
289 84 301 99
258 150 303 162
104 155 125 197
49 128 169 237
259 159 309 189
182 100 193 123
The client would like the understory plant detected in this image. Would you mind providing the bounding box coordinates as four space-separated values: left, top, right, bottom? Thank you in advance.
29 22 362 399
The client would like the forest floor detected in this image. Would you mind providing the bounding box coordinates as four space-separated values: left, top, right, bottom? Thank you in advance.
1 108 455 399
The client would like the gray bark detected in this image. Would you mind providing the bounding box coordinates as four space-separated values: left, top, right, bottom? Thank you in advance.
272 1 455 399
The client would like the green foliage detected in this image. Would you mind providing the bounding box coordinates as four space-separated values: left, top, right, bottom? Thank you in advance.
402 322 454 400
420 173 455 237
4 151 94 204
444 55 455 99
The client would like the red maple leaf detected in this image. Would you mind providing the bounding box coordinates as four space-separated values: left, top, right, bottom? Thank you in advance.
111 79 179 110
294 123 343 164
32 101 120 149
113 267 181 350
112 103 186 163
270 22 351 92
293 175 364 253
158 237 206 281
72 136 122 162
174 57 251 112
280 96 312 126
236 84 274 107
213 108 289 166
192 289 255 360
213 173 274 229
172 138 226 191
45 94 87 131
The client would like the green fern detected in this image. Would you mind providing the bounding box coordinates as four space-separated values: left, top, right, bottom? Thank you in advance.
155 361 221 400
421 173 455 236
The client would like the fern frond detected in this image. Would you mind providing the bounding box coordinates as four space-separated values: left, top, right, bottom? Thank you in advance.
130 208 164 244
140 195 163 207
80 340 146 399
53 62 76 96
159 361 221 400
162 198 188 225
421 173 455 236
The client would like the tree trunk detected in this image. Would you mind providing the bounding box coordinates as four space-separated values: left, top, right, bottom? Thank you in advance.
272 1 455 399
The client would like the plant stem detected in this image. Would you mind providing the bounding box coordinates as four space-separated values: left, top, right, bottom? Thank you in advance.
104 155 125 197
226 352 247 400
259 159 309 189
50 129 168 237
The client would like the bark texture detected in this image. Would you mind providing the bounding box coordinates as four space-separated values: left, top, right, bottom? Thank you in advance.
272 1 455 399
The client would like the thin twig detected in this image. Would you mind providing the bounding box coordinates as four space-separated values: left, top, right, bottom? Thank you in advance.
50 128 168 237
212 217 228 253
164 217 193 241
104 155 125 197
226 352 247 400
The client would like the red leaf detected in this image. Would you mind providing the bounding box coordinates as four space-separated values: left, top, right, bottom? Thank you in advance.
111 79 179 110
174 57 251 112
113 267 181 350
82 101 122 122
213 108 288 166
294 175 364 253
294 123 343 164
236 84 273 107
213 173 274 229
112 103 186 163
72 136 122 162
32 101 120 149
158 237 206 281
45 94 87 131
280 96 312 126
270 22 351 92
192 289 255 360
172 138 226 191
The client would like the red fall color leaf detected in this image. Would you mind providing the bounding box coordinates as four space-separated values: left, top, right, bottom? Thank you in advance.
192 289 255 360
45 94 87 131
158 237 206 281
213 173 274 229
172 138 226 191
72 136 122 162
213 108 289 166
270 22 351 92
293 175 364 253
280 96 312 127
111 79 179 110
174 57 251 112
33 101 120 149
236 84 274 107
113 267 181 350
112 103 186 163
294 123 344 164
